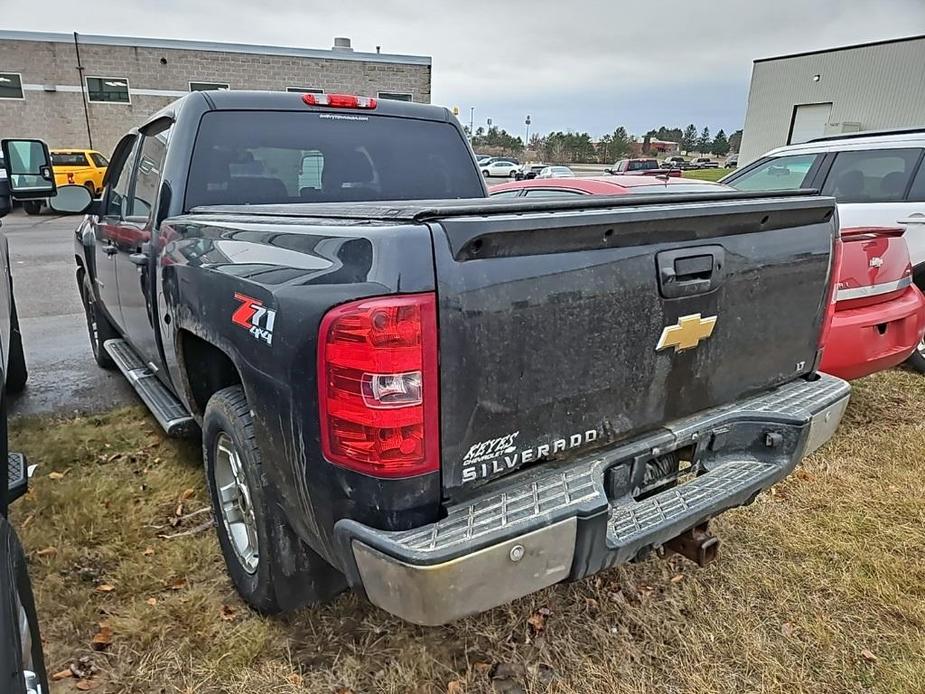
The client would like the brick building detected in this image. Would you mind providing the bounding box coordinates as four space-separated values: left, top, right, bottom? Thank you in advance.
0 30 432 156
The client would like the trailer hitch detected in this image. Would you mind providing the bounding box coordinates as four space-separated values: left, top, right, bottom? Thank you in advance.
665 522 719 567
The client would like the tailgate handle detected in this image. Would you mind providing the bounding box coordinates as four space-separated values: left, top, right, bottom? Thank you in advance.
657 246 725 299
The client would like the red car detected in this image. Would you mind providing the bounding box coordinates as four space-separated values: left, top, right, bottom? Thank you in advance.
821 226 925 380
492 179 925 381
489 175 727 198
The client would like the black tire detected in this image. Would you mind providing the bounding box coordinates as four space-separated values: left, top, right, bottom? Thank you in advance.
79 272 117 369
6 294 28 393
905 339 925 373
84 181 97 197
22 201 42 216
482 169 490 177
203 385 346 614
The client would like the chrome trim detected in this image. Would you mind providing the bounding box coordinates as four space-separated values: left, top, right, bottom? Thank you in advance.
353 518 576 626
836 275 911 302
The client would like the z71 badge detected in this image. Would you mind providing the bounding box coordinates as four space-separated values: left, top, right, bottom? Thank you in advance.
232 293 277 345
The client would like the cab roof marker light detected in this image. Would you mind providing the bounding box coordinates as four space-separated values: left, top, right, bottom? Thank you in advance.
301 93 378 109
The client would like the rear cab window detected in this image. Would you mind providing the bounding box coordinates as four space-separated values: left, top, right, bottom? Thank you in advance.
51 152 90 167
728 153 820 191
820 148 923 203
185 110 484 209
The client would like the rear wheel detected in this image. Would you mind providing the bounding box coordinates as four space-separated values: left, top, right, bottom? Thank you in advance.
905 338 925 373
80 272 117 369
84 181 96 197
6 295 28 393
482 169 490 177
203 385 346 614
22 201 42 216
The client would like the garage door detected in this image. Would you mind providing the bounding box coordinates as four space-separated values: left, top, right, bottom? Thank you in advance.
789 103 832 145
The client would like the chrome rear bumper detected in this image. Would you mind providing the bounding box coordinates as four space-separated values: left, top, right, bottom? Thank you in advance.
337 373 850 625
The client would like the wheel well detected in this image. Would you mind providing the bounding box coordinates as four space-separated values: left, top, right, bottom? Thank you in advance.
178 330 242 417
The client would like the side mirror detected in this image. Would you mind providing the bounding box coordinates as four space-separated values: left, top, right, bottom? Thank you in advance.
0 139 56 200
48 184 93 214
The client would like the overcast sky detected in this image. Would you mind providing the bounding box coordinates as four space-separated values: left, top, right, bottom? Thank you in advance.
7 0 925 138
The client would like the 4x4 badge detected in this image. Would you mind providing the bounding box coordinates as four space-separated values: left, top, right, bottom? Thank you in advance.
232 293 277 345
656 313 717 352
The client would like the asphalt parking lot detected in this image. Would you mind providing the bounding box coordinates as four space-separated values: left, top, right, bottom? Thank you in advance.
1 207 135 417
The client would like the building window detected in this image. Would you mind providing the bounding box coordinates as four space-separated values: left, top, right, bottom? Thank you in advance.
86 77 130 104
378 91 413 102
0 73 24 100
287 87 324 94
190 82 230 92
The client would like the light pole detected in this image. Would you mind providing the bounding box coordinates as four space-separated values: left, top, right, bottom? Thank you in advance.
469 107 474 139
525 115 531 151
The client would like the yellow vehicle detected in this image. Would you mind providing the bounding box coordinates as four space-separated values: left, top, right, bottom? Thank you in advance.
50 149 108 196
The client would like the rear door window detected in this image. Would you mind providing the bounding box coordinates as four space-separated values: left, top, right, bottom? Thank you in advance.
522 188 585 198
820 148 922 203
729 154 820 191
185 110 484 209
908 160 925 202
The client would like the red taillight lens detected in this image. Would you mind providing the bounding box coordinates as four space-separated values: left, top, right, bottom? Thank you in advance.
318 293 439 478
301 93 377 109
818 232 844 354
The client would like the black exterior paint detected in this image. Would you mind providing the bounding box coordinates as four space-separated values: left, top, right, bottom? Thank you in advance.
72 91 839 572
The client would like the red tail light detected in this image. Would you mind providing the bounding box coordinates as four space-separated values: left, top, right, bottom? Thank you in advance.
301 93 377 109
318 293 439 478
817 231 845 355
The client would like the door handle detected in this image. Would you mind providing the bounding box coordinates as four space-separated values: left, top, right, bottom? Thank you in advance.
103 246 117 256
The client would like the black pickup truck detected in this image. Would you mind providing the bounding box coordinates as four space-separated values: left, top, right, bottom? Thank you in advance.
23 91 850 626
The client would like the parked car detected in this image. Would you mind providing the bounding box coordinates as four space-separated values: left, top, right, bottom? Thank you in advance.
514 163 548 180
15 92 849 627
821 225 925 379
0 139 45 694
606 158 681 177
691 157 720 169
725 153 738 168
486 156 520 165
723 128 925 360
535 165 574 179
21 148 109 216
481 160 520 177
490 175 730 198
475 155 492 165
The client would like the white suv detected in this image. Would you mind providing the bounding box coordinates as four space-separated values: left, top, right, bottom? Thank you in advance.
723 129 925 270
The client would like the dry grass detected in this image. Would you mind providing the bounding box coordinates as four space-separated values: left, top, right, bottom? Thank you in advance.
10 370 925 693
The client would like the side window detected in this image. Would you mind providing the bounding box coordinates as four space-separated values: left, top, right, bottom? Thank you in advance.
104 138 140 219
729 154 819 192
91 153 109 168
489 190 522 198
128 123 172 224
908 161 925 203
820 148 922 203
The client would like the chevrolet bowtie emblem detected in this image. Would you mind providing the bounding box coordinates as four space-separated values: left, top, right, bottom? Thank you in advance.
656 313 717 352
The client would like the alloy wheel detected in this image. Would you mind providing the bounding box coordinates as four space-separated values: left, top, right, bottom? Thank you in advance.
213 432 259 574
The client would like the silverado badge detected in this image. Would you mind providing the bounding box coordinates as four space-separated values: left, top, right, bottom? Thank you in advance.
656 313 717 352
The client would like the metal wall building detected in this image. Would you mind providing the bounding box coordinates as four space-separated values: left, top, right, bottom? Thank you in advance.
0 30 432 157
739 35 925 165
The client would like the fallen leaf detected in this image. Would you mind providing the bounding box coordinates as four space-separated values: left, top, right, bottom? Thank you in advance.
51 669 74 681
180 488 196 501
527 607 551 634
76 681 100 691
142 547 155 556
447 680 464 694
286 673 304 686
472 661 492 675
90 622 112 651
96 584 115 593
781 622 795 637
670 574 684 583
861 648 878 663
35 547 57 557
333 688 356 694
167 577 186 591
220 604 237 621
146 597 157 606
48 471 66 480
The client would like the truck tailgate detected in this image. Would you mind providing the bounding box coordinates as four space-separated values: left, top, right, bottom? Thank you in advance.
429 195 837 496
